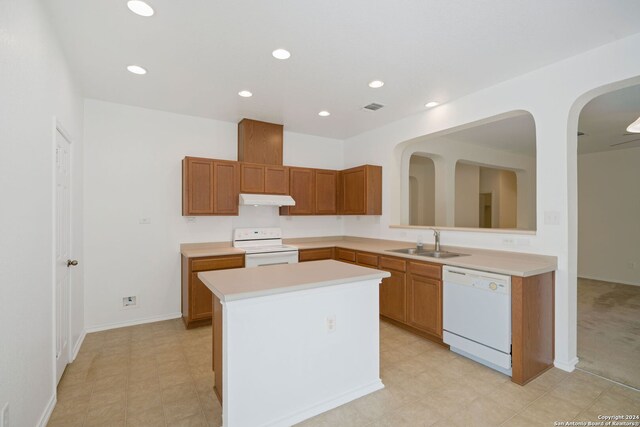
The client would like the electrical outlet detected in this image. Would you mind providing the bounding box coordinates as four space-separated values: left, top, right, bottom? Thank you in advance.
544 211 560 225
502 238 515 246
326 315 336 333
185 216 196 223
1 402 9 427
628 261 637 270
122 296 138 309
139 217 151 225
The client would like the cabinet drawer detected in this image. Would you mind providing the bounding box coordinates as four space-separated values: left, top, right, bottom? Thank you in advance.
299 248 334 262
356 252 378 267
379 256 406 272
191 255 244 272
335 248 356 263
408 261 441 280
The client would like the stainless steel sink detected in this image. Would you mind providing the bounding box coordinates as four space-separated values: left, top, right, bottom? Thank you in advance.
386 248 468 259
388 248 422 255
418 250 467 259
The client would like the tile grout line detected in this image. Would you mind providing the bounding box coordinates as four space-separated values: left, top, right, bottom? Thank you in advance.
574 367 640 392
498 376 565 426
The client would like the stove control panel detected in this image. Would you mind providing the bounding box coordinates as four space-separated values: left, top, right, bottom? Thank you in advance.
234 228 283 242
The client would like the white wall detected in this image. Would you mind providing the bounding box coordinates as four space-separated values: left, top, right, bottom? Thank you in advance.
83 100 344 330
578 147 640 286
0 0 84 425
409 155 435 226
455 163 480 228
342 33 640 372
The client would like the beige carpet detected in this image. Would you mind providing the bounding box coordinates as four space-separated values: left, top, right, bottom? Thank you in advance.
577 278 640 389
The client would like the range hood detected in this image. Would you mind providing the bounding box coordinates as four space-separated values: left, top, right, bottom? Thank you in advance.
239 193 295 207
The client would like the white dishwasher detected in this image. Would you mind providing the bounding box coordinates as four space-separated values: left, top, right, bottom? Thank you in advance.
443 266 512 376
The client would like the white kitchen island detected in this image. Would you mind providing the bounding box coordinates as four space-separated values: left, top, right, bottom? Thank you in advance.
198 260 390 427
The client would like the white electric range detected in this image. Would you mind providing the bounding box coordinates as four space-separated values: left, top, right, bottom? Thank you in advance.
233 228 299 268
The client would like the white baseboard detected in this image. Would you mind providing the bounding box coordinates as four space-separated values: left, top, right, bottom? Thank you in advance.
38 393 57 427
555 357 579 372
71 330 86 362
85 312 182 333
578 275 639 287
264 380 385 427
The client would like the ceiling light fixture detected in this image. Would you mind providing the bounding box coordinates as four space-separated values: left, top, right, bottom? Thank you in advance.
238 90 253 98
272 49 291 60
368 80 384 89
127 0 154 17
127 65 147 75
627 116 640 133
425 101 439 108
318 111 330 117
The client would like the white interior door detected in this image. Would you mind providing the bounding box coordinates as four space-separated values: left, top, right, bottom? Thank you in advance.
55 126 73 384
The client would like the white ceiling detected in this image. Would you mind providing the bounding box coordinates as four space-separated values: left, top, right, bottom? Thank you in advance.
444 113 536 157
44 0 640 139
578 84 640 154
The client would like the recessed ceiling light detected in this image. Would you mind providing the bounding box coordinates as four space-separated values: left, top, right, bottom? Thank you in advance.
627 116 640 133
127 0 154 17
272 49 291 60
425 101 439 108
318 111 330 117
127 65 147 75
238 90 253 98
368 80 384 89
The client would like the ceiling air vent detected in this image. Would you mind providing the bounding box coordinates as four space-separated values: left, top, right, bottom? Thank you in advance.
363 103 384 111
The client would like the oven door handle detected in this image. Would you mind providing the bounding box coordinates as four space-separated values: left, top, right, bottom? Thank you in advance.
245 251 298 258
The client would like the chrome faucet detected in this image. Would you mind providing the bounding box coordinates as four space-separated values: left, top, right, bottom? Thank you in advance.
431 229 441 252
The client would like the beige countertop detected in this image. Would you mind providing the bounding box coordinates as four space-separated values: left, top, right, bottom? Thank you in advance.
182 236 557 277
198 260 389 302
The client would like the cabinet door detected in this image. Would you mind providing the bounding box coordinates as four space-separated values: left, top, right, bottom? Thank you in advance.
191 272 213 320
380 270 407 323
264 166 288 194
237 119 284 165
240 163 265 193
183 157 214 215
315 169 337 214
339 167 366 214
287 167 315 214
213 161 239 215
407 274 442 337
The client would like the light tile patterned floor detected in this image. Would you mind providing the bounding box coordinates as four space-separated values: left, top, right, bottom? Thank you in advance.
49 319 639 427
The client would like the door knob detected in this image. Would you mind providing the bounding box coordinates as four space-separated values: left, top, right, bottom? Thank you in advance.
67 259 78 267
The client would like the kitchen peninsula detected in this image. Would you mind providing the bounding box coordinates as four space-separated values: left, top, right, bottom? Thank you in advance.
198 260 390 427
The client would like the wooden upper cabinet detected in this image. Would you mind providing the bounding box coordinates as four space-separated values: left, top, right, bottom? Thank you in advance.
183 157 214 215
315 169 337 214
240 163 265 193
240 163 289 195
213 160 240 215
281 167 315 215
238 119 284 165
338 165 382 215
183 157 239 216
264 166 288 194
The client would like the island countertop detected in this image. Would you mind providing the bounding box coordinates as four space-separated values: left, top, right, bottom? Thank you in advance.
198 259 389 302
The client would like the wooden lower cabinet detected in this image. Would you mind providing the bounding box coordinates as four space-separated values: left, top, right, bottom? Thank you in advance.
335 248 356 264
378 256 407 323
406 273 442 338
298 247 334 262
181 254 244 329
